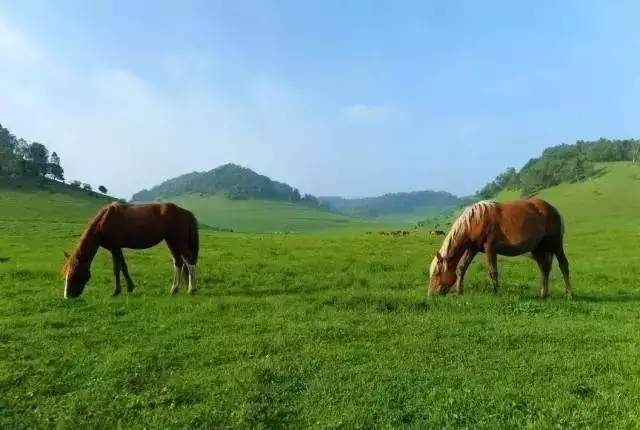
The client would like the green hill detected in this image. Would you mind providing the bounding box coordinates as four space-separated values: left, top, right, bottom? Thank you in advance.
319 190 468 221
131 163 321 207
478 138 640 198
496 161 640 228
168 193 380 233
0 182 112 223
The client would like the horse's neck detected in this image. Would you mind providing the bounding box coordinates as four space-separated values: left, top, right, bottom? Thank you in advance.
444 235 468 269
74 226 100 266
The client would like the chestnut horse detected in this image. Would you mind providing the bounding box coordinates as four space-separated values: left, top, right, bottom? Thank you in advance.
61 202 199 298
428 198 572 299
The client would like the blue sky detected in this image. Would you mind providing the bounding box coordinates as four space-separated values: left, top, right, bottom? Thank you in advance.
1 1 639 198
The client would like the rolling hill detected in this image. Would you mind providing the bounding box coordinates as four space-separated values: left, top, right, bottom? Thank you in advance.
167 193 379 233
319 190 469 222
131 163 317 205
497 161 640 228
0 181 112 223
131 163 463 232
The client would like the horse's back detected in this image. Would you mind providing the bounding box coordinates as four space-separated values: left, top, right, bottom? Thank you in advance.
98 203 196 249
492 198 564 254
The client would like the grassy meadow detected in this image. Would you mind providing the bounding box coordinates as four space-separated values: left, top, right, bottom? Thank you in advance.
169 194 381 233
2 163 640 428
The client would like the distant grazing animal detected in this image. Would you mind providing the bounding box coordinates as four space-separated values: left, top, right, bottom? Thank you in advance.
61 202 199 298
402 231 410 236
428 199 571 299
430 230 446 236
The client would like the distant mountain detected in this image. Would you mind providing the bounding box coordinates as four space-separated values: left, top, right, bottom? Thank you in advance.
131 163 323 206
319 190 469 219
131 163 467 221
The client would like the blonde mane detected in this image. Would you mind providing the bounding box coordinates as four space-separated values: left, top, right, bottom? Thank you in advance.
429 200 496 277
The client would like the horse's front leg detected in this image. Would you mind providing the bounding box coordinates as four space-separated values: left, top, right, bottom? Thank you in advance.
455 249 477 294
119 251 136 293
111 249 122 296
484 244 499 293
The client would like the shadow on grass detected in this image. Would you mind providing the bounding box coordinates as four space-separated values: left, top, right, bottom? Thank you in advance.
0 257 10 263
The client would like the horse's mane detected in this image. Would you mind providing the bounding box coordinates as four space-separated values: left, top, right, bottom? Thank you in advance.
430 200 496 276
60 204 114 276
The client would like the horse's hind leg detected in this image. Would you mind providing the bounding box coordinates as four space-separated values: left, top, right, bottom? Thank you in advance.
174 240 197 294
170 260 185 295
111 249 122 296
167 241 184 294
555 246 572 299
532 251 553 299
183 257 197 294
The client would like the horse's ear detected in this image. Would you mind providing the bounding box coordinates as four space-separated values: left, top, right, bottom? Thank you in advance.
64 251 70 260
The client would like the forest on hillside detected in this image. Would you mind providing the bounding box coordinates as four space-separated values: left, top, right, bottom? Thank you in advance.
0 122 106 193
0 123 65 184
477 138 640 198
131 163 325 208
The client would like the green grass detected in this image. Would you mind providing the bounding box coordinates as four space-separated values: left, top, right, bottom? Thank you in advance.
1 164 640 428
374 202 462 225
168 193 384 233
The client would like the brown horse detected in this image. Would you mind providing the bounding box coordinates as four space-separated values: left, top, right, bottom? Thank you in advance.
428 198 572 299
61 202 199 298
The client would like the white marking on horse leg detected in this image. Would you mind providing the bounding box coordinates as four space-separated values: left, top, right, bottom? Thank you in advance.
64 271 70 299
170 262 181 294
186 263 197 293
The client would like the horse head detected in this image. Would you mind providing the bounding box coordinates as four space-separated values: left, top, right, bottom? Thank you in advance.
428 252 456 295
62 251 91 298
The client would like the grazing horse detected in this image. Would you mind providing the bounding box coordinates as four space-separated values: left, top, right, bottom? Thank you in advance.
428 199 572 299
61 202 199 298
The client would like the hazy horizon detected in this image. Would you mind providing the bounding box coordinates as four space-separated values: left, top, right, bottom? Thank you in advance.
2 1 640 199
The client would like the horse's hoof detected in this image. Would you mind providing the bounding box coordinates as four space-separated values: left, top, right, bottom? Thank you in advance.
112 290 121 297
188 288 197 295
170 287 179 295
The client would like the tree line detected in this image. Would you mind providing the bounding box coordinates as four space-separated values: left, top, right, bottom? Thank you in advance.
132 163 327 209
477 138 640 198
0 122 108 194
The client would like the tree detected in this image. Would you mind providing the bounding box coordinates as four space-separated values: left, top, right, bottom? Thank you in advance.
633 141 640 164
48 163 65 181
27 142 49 176
0 124 15 150
50 152 61 166
98 185 108 194
82 183 93 192
290 188 301 201
70 180 82 188
46 151 64 181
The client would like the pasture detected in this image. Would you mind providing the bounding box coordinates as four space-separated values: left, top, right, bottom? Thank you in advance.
2 164 640 428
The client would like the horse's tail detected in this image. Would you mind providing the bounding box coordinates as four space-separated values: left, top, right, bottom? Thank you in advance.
189 212 199 264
